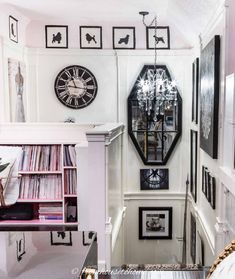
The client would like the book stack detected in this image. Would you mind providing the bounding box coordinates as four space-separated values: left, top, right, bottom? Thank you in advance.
64 170 77 194
19 175 62 199
38 203 63 220
19 145 61 171
63 145 76 166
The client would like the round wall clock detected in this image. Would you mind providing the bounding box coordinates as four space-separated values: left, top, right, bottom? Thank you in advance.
54 65 98 109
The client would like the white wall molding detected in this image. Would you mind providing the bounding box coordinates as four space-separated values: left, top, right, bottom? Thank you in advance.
124 192 185 201
111 207 126 251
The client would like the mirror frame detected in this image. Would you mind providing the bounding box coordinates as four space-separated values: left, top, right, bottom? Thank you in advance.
127 64 182 165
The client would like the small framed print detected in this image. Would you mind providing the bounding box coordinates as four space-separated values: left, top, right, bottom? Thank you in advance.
50 231 72 246
82 231 95 246
197 232 205 266
210 176 216 209
80 26 102 49
139 207 172 239
9 16 18 43
112 27 135 49
45 25 68 48
146 26 170 49
140 168 169 190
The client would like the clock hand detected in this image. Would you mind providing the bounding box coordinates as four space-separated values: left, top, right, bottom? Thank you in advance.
72 79 77 88
68 85 86 90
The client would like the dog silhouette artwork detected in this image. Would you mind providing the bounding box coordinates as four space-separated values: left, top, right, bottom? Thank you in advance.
118 34 129 45
52 32 62 44
11 23 16 37
153 35 165 44
85 33 97 44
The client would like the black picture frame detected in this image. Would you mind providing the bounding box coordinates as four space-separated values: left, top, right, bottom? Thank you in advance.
112 27 135 49
190 213 196 264
197 232 205 266
201 166 216 209
80 26 102 49
50 231 72 246
200 35 220 158
140 169 169 190
210 175 216 209
190 130 198 202
9 15 18 43
82 231 95 246
192 58 199 123
139 207 172 239
45 25 68 48
146 26 170 49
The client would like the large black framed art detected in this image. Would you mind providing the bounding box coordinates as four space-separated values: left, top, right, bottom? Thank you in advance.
200 35 220 158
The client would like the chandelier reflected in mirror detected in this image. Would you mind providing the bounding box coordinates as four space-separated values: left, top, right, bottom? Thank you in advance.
137 11 178 117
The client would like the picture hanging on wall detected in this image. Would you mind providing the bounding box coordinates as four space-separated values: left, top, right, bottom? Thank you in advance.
9 15 18 43
196 232 204 266
146 26 170 49
140 168 169 190
190 130 198 202
200 35 220 158
16 232 26 262
139 207 172 239
202 166 216 209
190 213 196 264
45 25 68 48
82 231 95 246
80 26 102 49
192 58 199 124
8 58 27 122
50 231 72 246
112 27 135 49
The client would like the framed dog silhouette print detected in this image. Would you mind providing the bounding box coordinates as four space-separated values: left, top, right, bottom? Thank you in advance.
45 25 68 48
113 27 135 49
80 26 102 49
146 26 170 49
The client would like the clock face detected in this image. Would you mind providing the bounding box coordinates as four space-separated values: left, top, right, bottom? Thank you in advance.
54 65 98 109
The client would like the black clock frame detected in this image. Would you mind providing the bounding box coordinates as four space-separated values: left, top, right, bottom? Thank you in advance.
128 64 182 165
54 65 98 109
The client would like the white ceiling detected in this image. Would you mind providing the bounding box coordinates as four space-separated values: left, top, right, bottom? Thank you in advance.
0 0 224 44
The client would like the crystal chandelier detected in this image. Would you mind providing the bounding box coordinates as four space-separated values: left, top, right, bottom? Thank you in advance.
138 12 178 116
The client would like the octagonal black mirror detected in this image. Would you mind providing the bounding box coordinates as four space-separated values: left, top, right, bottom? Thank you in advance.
128 64 182 165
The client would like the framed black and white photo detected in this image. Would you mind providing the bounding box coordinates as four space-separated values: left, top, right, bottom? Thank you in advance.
190 130 198 202
140 168 169 190
50 231 72 246
139 207 172 239
146 26 170 49
196 232 205 266
202 166 206 194
192 58 199 123
45 25 68 48
9 16 18 43
82 231 95 246
190 213 196 264
80 26 102 49
112 27 135 49
210 175 216 209
200 35 220 158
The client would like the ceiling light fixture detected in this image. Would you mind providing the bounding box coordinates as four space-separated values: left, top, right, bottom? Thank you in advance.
138 11 177 116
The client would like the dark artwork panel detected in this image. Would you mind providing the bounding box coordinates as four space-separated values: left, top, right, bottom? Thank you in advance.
190 130 198 202
192 58 199 123
140 169 169 190
200 35 220 158
190 213 196 264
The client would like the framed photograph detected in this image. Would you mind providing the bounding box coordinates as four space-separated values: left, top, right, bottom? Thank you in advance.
190 130 198 202
140 168 169 190
45 25 68 48
8 58 27 122
112 27 135 49
210 176 216 209
9 16 18 43
146 26 170 49
80 26 102 49
190 213 196 264
192 58 199 123
139 207 172 239
82 231 95 246
50 231 72 246
200 35 220 158
202 166 206 194
196 232 205 266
